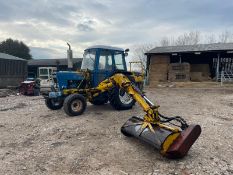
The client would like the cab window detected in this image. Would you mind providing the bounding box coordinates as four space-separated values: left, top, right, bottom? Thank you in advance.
98 50 113 70
114 52 125 70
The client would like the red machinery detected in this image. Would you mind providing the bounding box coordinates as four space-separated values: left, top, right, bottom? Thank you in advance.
19 79 40 96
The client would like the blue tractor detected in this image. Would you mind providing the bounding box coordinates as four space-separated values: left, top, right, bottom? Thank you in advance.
44 45 144 113
43 45 202 159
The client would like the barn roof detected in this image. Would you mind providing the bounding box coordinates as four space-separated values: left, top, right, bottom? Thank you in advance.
0 52 26 61
146 43 233 55
28 58 82 66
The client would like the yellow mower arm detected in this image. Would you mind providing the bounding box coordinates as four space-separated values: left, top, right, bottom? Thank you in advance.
63 73 201 158
95 73 201 158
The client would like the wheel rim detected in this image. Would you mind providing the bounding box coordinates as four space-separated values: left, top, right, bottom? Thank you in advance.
119 89 133 105
71 99 83 112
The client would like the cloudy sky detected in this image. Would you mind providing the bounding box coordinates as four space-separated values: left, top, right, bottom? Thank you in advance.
0 0 232 59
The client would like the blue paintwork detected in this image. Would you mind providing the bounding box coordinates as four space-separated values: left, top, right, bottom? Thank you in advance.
86 47 127 87
56 71 84 90
49 91 62 98
48 46 127 99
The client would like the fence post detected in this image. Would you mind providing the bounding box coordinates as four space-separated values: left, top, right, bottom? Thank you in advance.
216 54 220 82
221 71 223 86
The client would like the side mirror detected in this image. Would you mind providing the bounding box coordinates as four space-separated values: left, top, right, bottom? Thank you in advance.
125 48 130 52
124 48 129 57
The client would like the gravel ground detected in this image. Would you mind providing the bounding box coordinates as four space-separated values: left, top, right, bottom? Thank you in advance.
0 88 232 175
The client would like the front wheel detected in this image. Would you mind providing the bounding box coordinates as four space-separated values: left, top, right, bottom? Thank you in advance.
45 98 63 110
109 87 135 110
63 94 87 116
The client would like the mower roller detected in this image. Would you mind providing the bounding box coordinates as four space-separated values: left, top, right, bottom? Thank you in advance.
121 117 201 158
45 45 201 158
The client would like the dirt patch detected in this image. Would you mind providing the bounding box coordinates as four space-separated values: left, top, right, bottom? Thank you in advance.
0 88 18 98
0 88 233 174
0 102 27 111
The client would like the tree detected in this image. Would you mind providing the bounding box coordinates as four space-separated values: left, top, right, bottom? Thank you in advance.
132 43 155 66
159 31 201 47
204 34 216 44
0 38 32 60
160 36 175 46
218 31 232 43
175 31 200 46
160 37 170 46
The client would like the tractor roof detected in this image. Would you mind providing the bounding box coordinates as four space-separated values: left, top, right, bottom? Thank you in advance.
85 45 124 52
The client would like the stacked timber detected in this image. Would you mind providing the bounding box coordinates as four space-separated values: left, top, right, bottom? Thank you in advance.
149 55 170 86
190 64 211 81
168 63 190 82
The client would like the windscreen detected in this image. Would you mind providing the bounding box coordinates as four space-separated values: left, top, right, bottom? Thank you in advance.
81 50 96 70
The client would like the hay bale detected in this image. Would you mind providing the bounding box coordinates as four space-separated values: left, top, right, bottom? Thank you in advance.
150 55 170 64
150 64 168 72
149 63 168 82
168 63 190 82
190 64 210 73
148 55 170 86
190 64 211 80
169 62 190 72
168 73 190 82
190 72 203 81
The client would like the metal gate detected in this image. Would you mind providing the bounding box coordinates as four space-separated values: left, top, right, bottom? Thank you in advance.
212 57 233 80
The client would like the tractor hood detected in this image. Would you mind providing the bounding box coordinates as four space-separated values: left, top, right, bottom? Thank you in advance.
56 71 84 90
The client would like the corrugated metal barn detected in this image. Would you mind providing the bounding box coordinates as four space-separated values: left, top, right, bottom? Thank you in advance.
0 53 27 88
145 43 233 86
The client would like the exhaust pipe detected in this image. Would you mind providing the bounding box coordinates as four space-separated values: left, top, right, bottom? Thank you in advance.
67 42 73 70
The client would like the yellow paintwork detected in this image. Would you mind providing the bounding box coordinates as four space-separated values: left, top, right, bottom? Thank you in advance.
62 72 180 141
161 132 180 155
141 122 155 133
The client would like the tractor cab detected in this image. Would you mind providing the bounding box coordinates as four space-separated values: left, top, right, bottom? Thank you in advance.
54 45 129 91
81 45 128 87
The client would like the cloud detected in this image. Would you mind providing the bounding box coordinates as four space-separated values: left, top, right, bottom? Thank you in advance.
30 47 64 59
0 0 232 59
77 19 95 32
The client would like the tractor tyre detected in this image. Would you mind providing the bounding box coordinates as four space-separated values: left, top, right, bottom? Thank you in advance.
63 94 87 116
45 98 63 110
109 87 135 110
89 98 108 105
89 93 108 105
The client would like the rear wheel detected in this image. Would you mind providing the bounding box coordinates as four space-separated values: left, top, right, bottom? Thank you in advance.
45 98 63 110
89 93 108 105
109 87 135 110
89 98 108 105
63 94 87 116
